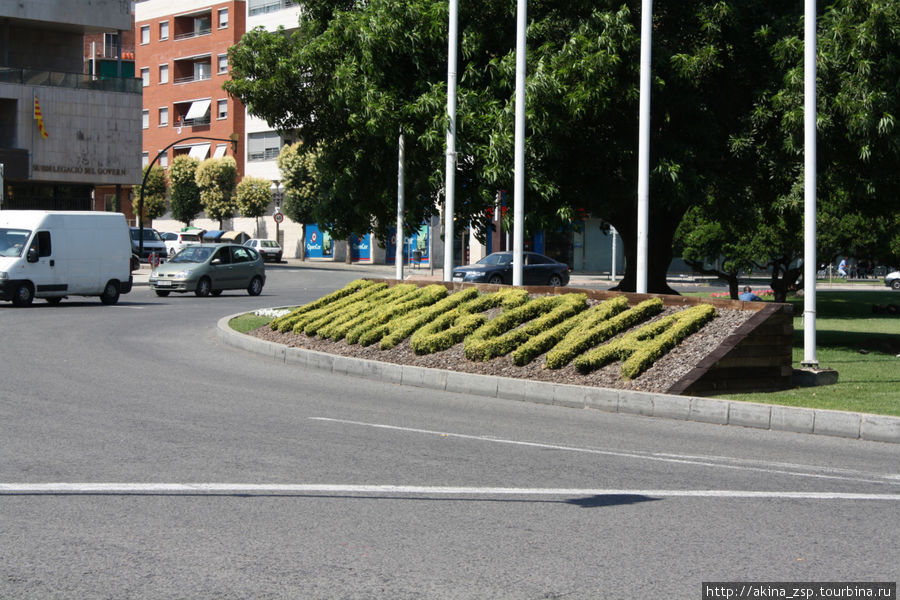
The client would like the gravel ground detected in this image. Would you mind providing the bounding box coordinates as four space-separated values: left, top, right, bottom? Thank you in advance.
249 300 755 393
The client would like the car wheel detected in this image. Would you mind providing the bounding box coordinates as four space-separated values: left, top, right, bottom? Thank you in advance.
155 290 170 297
488 274 504 285
247 276 263 296
100 280 120 305
211 289 223 296
892 280 900 291
130 254 141 272
195 277 212 297
11 282 34 307
548 274 563 287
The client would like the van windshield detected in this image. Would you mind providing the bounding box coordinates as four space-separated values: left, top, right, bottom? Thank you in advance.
0 228 31 257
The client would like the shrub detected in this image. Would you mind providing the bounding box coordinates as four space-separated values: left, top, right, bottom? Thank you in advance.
305 284 417 337
355 285 449 346
270 279 373 331
409 309 487 354
573 304 717 377
545 298 663 369
281 281 387 333
378 287 480 350
464 294 587 361
511 296 628 366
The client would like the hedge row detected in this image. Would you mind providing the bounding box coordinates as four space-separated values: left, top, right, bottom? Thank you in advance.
378 287 480 350
464 294 587 362
544 298 663 369
510 295 629 366
271 280 719 380
309 283 418 338
408 288 530 355
274 281 387 333
573 303 717 378
269 279 375 332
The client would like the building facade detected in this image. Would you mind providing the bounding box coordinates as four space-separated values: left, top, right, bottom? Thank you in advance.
135 0 246 202
0 0 142 212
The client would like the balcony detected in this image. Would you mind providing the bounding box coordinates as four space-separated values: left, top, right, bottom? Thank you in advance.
248 0 299 16
0 67 141 94
173 73 212 85
174 27 211 41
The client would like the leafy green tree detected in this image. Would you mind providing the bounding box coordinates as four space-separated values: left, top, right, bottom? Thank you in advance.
135 164 168 226
277 142 319 226
195 157 238 229
236 176 274 236
168 155 203 228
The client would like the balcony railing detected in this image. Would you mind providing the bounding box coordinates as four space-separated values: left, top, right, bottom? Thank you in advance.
249 0 299 16
174 27 212 41
0 67 141 94
173 73 212 85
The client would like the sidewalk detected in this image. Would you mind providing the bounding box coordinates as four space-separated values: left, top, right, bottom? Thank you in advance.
133 258 888 292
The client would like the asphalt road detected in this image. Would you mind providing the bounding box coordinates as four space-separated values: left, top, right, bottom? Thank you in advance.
2 265 898 599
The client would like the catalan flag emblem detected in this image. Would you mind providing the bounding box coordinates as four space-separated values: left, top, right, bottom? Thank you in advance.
34 94 49 139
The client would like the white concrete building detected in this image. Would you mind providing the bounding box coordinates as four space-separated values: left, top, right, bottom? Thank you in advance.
0 0 142 211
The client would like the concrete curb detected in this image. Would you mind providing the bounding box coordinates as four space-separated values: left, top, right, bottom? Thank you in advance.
218 313 900 445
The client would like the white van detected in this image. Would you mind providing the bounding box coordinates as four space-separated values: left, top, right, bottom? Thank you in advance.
0 210 133 306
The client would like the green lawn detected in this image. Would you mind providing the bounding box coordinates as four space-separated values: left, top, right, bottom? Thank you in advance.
706 290 900 416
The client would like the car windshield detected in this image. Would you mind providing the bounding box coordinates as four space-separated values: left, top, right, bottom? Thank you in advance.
171 246 214 263
477 253 512 266
131 229 163 241
0 228 31 257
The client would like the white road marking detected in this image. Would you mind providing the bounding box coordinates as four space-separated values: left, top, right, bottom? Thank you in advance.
310 417 900 486
0 483 898 500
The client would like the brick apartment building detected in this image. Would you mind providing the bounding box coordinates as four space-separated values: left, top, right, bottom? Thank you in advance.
135 0 246 185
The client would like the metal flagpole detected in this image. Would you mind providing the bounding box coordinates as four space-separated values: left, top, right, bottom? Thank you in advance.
442 0 458 281
512 0 527 286
396 133 405 281
802 0 818 367
635 0 653 294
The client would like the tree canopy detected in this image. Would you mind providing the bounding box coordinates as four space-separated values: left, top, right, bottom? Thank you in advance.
226 0 899 292
168 155 203 227
196 156 238 229
135 165 168 226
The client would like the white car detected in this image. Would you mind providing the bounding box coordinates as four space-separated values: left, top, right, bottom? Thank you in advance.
244 238 283 262
161 231 202 258
885 270 900 291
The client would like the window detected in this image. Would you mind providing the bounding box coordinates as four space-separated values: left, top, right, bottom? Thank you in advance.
141 67 149 87
194 61 211 81
140 25 150 45
32 231 52 257
218 8 229 28
103 33 119 58
159 107 168 126
142 152 149 167
142 110 149 129
217 54 228 74
159 21 169 40
217 99 228 120
159 152 168 168
159 64 168 84
247 131 282 161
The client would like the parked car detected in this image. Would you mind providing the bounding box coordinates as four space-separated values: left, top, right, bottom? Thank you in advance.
885 270 900 291
129 227 167 262
452 251 570 286
244 238 283 262
149 244 266 297
160 231 202 258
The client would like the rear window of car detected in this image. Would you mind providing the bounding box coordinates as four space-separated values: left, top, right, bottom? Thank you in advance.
261 241 279 248
181 234 200 242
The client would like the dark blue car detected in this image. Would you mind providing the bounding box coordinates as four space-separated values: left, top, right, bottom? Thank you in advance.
452 251 570 286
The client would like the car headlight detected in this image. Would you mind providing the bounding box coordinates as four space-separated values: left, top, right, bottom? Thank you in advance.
173 270 193 280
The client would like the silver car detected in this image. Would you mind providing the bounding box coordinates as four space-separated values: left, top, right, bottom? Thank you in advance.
149 244 266 297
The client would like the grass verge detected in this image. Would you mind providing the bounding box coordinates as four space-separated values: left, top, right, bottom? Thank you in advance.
229 313 272 334
699 290 900 416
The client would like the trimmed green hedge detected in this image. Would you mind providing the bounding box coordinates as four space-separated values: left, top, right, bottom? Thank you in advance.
573 303 717 378
270 281 722 382
270 279 376 332
511 295 628 366
544 298 663 369
464 294 587 361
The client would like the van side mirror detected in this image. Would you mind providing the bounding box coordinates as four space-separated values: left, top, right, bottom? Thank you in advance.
27 248 39 263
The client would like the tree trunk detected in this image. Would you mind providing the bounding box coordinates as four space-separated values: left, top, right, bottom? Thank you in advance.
608 210 682 296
